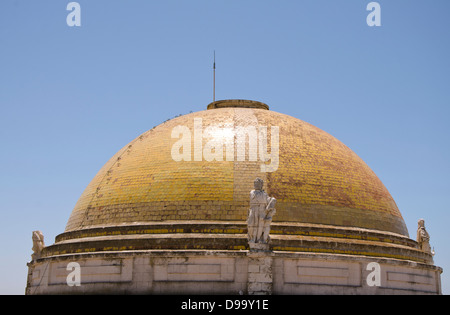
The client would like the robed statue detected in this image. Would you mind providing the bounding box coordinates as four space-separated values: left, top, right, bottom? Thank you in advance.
417 219 433 255
247 178 276 246
31 230 45 260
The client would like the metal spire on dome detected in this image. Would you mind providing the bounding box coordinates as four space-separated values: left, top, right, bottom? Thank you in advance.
213 50 216 103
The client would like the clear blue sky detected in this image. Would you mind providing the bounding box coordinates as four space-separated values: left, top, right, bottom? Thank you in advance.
1 0 449 294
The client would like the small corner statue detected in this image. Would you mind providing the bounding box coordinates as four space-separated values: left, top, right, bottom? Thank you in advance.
31 230 45 260
416 219 434 256
247 178 276 250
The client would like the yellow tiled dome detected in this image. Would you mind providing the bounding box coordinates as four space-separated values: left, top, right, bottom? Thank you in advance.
65 100 408 237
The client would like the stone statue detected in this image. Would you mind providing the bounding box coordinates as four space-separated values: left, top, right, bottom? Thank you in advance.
416 219 433 254
31 231 45 260
247 178 276 249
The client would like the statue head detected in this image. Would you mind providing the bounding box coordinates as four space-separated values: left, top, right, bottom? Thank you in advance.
418 219 425 228
254 178 264 191
32 231 44 243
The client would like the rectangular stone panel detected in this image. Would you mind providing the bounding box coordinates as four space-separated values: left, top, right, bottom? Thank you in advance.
283 259 361 286
48 258 132 285
384 267 437 293
387 272 433 285
30 263 47 287
153 257 235 282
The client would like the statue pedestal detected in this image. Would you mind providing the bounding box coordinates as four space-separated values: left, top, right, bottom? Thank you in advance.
248 242 270 252
247 243 273 295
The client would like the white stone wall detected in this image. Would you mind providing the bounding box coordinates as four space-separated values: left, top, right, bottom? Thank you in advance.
273 253 442 294
26 251 442 295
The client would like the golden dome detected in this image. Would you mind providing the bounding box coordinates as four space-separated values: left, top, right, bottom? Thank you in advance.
65 99 408 237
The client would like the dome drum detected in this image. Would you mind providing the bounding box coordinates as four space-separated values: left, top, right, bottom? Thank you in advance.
42 221 432 264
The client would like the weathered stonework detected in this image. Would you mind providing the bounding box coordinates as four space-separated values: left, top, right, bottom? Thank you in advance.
247 252 274 295
38 222 434 264
26 250 442 295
